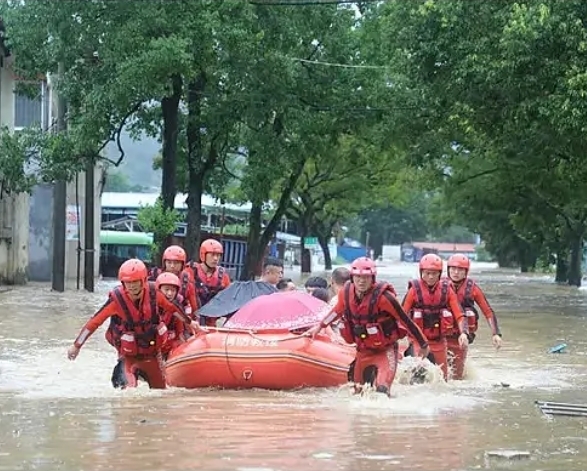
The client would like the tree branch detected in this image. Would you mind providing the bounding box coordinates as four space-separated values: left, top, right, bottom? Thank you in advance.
95 101 144 166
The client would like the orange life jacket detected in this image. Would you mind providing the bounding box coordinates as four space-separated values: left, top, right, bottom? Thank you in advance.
105 282 168 358
341 281 407 352
453 278 479 333
189 262 226 306
159 294 185 342
149 267 192 312
408 278 454 341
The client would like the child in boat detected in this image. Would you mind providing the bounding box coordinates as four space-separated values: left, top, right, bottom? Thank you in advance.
155 272 192 359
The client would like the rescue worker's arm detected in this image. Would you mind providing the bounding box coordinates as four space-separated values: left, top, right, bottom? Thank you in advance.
472 285 501 337
318 290 345 328
155 291 192 326
173 317 187 342
73 300 118 348
401 288 416 313
221 272 231 288
305 291 344 337
400 288 419 343
380 293 428 349
447 288 469 335
185 282 200 318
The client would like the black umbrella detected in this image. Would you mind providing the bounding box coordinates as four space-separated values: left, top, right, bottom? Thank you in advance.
198 281 278 318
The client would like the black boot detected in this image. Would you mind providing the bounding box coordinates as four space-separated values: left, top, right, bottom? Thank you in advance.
376 385 390 397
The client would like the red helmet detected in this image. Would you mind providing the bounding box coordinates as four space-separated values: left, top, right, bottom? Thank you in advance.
419 254 443 272
155 272 180 290
350 257 377 277
118 259 148 283
199 238 223 262
162 245 187 264
447 253 470 271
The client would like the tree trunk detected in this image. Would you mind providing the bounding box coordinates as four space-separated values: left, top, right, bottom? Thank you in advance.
241 202 263 280
318 233 332 270
185 73 207 260
185 177 203 261
298 214 310 274
568 232 584 287
156 74 182 262
554 250 568 283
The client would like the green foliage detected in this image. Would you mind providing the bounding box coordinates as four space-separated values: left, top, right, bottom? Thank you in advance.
102 168 150 193
0 126 84 194
361 0 587 282
475 245 494 263
137 199 180 256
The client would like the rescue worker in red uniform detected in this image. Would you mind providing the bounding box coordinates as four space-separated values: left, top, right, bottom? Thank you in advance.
148 245 199 318
306 257 430 397
188 239 231 326
155 272 190 360
67 259 194 389
402 254 469 380
445 253 502 379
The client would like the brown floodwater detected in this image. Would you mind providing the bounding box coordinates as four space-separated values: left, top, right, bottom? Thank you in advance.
1 262 587 471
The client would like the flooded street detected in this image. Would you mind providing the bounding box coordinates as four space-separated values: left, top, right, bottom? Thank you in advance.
2 262 587 470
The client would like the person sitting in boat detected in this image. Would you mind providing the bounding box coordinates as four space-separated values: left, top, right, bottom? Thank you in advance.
306 257 430 397
155 272 192 360
402 254 469 380
259 257 284 286
277 277 297 291
187 239 231 327
66 258 196 389
304 276 328 294
311 287 331 303
330 267 351 298
444 253 502 380
148 245 199 318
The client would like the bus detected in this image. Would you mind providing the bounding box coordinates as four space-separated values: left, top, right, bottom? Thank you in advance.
100 230 153 278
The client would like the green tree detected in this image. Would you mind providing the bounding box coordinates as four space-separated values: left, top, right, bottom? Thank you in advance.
137 199 181 262
233 2 360 279
288 136 406 269
366 0 587 285
102 168 149 193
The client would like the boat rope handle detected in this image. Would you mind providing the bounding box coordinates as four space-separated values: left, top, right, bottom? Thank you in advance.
202 326 312 342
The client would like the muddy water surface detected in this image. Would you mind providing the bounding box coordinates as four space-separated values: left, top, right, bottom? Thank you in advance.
1 262 587 470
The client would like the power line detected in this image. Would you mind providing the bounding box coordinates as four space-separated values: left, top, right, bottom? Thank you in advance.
249 0 384 5
293 57 389 69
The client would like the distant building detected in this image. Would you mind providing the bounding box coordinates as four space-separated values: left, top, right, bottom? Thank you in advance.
401 242 478 262
101 191 252 235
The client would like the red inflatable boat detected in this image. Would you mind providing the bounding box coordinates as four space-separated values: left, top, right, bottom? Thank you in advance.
165 328 355 390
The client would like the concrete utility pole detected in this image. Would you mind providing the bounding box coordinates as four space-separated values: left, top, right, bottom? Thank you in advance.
83 159 95 292
51 61 67 292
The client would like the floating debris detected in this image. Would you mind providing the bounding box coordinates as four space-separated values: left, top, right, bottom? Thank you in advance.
485 449 531 460
549 343 568 354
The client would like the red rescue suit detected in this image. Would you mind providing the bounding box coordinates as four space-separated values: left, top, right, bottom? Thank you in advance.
105 282 169 389
408 278 455 341
403 278 467 380
189 262 230 326
446 277 501 380
160 294 188 358
149 267 197 318
327 281 429 395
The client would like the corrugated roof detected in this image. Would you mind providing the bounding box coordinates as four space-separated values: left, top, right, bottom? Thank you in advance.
101 192 252 214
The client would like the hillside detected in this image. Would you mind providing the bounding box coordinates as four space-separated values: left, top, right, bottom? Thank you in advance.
106 131 162 190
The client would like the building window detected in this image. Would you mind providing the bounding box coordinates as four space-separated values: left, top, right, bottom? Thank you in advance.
13 82 47 130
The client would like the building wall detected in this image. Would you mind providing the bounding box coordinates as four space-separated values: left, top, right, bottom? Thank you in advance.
0 54 30 284
28 184 53 281
12 72 103 282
